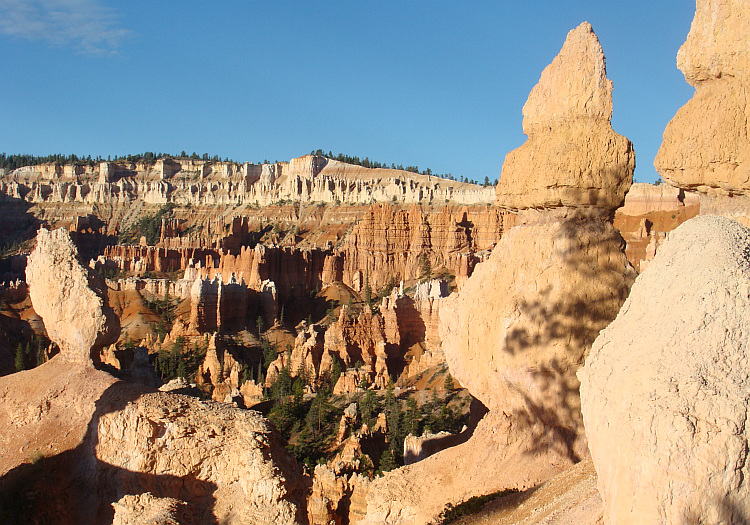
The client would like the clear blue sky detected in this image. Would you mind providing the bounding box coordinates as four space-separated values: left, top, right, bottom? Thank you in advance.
0 1 695 183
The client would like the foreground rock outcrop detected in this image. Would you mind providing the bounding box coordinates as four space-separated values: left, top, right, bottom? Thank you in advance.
440 207 633 433
1 228 308 524
655 0 750 194
0 360 308 524
26 227 119 365
580 216 750 524
441 22 634 455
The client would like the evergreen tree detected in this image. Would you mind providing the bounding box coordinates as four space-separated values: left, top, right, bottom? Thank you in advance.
14 344 25 372
378 449 398 473
404 397 419 437
360 388 377 427
364 273 373 313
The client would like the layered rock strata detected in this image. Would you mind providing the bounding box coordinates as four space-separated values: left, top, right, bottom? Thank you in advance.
613 182 700 271
580 216 750 524
265 278 450 395
101 203 507 299
0 155 494 207
655 0 750 195
337 204 508 290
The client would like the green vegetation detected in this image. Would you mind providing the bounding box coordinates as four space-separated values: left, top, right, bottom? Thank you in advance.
144 292 179 339
0 151 245 171
310 148 492 184
419 253 433 282
119 203 178 245
153 336 207 382
13 335 50 372
0 239 23 258
435 488 519 523
1 151 498 187
266 359 346 470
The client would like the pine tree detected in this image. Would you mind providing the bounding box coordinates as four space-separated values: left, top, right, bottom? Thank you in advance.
14 344 25 372
360 388 377 427
378 449 397 473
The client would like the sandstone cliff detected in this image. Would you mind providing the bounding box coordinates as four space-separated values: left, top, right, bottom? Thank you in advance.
441 20 633 451
0 361 308 524
0 155 494 207
613 182 700 271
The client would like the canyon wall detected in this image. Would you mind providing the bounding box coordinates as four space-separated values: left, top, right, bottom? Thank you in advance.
613 182 700 271
0 155 494 208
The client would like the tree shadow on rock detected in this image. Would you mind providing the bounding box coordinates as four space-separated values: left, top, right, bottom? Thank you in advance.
497 210 635 464
684 495 750 525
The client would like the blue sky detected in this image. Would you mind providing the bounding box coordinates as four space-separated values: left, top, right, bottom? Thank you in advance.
0 1 695 183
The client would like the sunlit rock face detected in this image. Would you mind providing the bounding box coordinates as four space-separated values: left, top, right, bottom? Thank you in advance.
580 216 750 525
495 22 634 211
655 0 750 195
441 20 634 440
349 23 636 525
26 227 119 366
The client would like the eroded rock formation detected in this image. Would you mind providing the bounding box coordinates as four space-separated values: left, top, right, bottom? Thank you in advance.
655 0 750 195
2 230 309 524
580 216 750 524
495 22 634 210
25 228 119 366
352 22 635 524
0 155 494 207
337 204 508 290
613 183 700 271
440 20 634 460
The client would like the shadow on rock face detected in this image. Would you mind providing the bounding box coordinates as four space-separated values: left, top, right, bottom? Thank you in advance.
0 380 219 525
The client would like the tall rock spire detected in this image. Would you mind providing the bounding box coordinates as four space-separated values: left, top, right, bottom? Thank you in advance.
496 22 634 211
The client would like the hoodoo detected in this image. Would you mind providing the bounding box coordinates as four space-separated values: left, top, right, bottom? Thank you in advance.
655 0 750 196
580 216 750 524
352 22 636 525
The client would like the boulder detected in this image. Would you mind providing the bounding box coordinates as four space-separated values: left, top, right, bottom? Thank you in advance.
26 228 119 366
580 215 750 524
496 22 634 211
112 492 188 525
655 0 750 194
